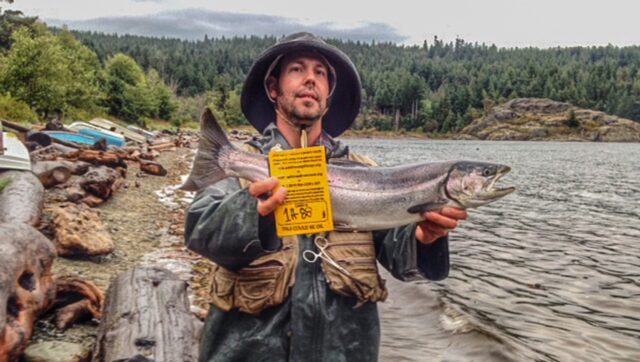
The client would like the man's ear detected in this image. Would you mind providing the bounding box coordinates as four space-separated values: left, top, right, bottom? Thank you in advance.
266 76 278 101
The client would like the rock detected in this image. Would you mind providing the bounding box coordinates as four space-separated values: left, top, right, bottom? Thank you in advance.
461 98 640 142
45 202 115 257
23 341 91 362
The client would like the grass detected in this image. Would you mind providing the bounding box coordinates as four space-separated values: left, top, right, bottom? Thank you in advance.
0 178 11 193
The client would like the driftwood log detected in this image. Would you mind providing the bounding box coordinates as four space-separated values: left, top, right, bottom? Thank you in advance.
93 267 201 362
45 202 115 257
148 142 175 151
63 160 91 175
72 149 127 169
0 223 56 361
31 161 72 188
139 160 167 176
0 171 43 226
29 143 79 162
50 277 104 330
81 166 124 201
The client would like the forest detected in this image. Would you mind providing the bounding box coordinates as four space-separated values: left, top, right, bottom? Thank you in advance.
1 7 640 133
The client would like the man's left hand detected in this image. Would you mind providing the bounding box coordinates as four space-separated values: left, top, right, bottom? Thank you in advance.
415 207 468 245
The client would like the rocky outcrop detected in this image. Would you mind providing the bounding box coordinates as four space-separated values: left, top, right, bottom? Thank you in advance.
459 98 640 142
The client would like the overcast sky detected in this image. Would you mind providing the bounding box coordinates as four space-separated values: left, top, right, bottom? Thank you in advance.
5 0 640 48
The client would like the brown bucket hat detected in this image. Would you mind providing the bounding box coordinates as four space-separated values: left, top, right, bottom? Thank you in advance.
240 32 362 137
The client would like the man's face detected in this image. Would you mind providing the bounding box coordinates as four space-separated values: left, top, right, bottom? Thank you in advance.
268 52 331 125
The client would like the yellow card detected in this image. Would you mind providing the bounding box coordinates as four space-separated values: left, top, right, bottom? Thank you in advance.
269 146 334 237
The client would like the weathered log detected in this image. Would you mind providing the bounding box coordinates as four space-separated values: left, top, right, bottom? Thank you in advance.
54 300 95 331
29 143 79 162
64 160 92 175
93 267 201 362
71 150 127 169
33 159 91 176
148 142 175 151
80 166 123 200
51 277 104 330
46 202 114 257
0 171 43 226
31 161 72 188
0 119 30 134
0 223 56 361
139 160 167 176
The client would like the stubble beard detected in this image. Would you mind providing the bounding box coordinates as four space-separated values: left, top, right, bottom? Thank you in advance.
276 91 324 126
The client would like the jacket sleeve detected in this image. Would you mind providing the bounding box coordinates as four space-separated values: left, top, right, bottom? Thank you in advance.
374 225 450 281
184 178 282 271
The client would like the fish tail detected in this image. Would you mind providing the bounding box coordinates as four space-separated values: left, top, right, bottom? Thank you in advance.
180 108 233 191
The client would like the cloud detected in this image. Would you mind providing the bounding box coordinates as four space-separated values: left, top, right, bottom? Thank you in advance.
45 8 406 43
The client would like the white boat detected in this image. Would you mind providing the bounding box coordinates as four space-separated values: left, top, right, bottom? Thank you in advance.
126 125 157 140
89 118 146 144
0 131 31 171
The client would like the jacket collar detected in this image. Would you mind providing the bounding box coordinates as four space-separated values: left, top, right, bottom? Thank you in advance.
249 123 349 159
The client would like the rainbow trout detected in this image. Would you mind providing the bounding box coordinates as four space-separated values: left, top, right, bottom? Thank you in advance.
182 109 515 231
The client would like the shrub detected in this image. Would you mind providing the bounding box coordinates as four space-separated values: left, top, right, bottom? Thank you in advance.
565 109 580 128
0 93 38 123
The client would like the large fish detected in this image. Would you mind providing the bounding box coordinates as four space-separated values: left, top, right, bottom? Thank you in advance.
182 108 515 231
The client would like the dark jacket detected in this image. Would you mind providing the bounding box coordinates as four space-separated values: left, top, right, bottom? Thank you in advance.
184 124 450 362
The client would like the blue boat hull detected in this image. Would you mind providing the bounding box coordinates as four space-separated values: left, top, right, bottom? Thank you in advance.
77 128 125 147
45 131 97 145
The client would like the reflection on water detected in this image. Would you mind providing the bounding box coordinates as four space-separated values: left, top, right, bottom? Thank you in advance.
345 139 640 361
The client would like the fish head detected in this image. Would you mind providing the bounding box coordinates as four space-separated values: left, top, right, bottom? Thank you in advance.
445 161 515 208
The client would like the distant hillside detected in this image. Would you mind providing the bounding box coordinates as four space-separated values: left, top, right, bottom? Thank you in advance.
70 30 640 132
458 98 640 142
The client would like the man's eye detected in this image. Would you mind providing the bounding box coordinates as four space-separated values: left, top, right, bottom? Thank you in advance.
290 66 302 72
316 70 326 77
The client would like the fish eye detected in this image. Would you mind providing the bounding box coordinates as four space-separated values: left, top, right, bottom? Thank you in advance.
482 168 492 177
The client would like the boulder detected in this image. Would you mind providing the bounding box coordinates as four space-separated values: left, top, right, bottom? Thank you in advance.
22 341 91 362
461 98 640 142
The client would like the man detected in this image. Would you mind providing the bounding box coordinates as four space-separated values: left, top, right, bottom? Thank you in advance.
184 32 467 362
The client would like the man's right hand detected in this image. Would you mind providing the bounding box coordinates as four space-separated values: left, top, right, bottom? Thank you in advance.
248 177 287 216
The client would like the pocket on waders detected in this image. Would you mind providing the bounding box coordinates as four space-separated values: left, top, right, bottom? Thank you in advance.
207 237 298 315
320 232 388 306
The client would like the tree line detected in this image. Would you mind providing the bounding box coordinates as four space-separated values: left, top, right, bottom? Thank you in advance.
70 31 640 132
0 10 176 127
1 8 640 133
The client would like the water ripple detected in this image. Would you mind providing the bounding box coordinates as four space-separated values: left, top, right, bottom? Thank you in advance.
349 139 640 361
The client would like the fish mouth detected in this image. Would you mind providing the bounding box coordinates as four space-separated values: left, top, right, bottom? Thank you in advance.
479 165 515 200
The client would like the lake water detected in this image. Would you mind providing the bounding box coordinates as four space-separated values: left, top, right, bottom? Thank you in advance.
344 139 640 362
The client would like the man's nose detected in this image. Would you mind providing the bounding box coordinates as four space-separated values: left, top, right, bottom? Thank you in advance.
303 69 317 86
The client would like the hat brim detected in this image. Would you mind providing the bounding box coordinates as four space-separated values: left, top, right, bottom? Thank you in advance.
241 38 361 137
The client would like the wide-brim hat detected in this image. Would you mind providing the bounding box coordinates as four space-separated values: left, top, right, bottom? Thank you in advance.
241 32 361 137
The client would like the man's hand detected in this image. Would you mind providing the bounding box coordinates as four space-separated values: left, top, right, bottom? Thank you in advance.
248 177 287 216
415 207 468 245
